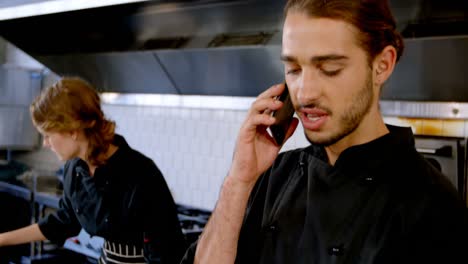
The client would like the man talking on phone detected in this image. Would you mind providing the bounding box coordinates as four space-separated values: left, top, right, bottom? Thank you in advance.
182 0 468 263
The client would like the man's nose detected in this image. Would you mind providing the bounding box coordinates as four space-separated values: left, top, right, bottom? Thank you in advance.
296 69 322 104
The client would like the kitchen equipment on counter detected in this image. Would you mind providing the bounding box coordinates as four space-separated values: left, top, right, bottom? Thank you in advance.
177 204 211 245
415 136 466 200
0 67 42 150
0 159 29 184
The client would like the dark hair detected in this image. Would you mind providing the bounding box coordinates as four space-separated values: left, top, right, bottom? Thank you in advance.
284 0 404 64
30 77 116 166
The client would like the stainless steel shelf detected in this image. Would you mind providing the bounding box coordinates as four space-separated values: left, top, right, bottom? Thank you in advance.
34 192 60 209
0 181 32 201
380 101 468 120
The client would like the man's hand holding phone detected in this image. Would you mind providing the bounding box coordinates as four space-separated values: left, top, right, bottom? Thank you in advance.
269 83 296 146
229 83 298 186
195 84 298 264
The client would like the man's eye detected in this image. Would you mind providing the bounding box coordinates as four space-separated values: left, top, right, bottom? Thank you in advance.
322 69 341 76
287 69 300 75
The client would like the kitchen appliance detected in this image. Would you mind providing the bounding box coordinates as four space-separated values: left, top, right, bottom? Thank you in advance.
0 67 42 150
177 204 211 245
414 136 466 199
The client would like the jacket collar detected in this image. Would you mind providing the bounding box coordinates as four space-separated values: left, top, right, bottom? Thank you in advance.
74 133 130 176
302 125 415 185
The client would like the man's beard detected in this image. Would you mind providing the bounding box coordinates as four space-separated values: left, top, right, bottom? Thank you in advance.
306 71 374 146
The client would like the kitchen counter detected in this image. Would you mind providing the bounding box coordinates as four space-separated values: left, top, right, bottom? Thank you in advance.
0 179 102 261
0 181 32 201
0 177 61 209
1 179 212 260
34 191 60 209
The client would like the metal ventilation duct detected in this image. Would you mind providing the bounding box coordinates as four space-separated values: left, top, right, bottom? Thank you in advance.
0 0 466 100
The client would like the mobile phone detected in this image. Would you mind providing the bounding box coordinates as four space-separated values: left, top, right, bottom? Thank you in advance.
269 84 295 145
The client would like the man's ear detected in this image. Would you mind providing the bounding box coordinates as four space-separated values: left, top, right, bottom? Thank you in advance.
70 130 78 141
373 45 397 86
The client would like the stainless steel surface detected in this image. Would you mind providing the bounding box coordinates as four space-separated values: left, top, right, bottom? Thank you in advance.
0 173 61 208
0 0 465 35
379 101 468 120
131 1 284 42
0 0 466 99
0 67 41 149
3 0 285 96
0 0 55 9
36 45 284 96
38 51 178 94
0 106 39 149
0 0 285 54
33 35 468 100
0 67 41 106
415 137 465 193
155 46 282 96
416 148 437 155
0 181 32 201
0 0 151 20
36 36 468 100
34 191 59 209
390 0 468 37
382 36 468 102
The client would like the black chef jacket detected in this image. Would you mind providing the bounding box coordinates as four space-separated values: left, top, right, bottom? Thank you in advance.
181 125 468 264
38 135 186 264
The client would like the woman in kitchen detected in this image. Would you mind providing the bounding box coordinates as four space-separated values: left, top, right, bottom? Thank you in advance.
0 77 186 264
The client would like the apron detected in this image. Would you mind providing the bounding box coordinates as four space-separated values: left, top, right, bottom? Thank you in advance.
98 240 146 264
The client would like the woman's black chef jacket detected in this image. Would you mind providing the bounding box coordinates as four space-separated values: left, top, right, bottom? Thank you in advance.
38 134 186 263
181 125 468 263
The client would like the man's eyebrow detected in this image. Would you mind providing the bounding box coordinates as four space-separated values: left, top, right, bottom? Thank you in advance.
311 55 348 64
280 54 349 63
280 54 297 62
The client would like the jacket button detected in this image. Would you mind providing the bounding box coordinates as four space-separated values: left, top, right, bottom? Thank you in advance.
105 218 109 223
365 177 373 181
328 244 345 256
268 224 277 232
75 208 81 214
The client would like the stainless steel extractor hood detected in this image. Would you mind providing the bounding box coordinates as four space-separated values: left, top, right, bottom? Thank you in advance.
0 0 466 99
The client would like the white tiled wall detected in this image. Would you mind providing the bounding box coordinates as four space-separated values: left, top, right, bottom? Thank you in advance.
102 104 310 210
